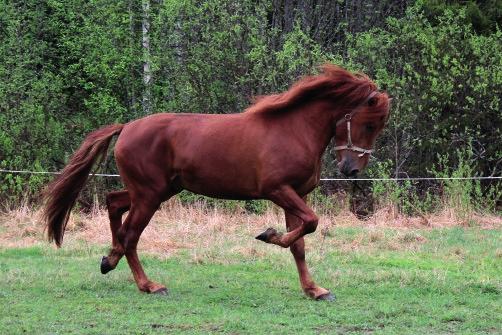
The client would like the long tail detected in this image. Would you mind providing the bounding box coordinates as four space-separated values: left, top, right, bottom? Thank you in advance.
43 124 124 247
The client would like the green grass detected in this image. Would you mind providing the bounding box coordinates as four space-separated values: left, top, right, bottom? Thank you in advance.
0 227 501 334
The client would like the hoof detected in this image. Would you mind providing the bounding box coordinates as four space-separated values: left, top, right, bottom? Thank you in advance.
151 287 168 295
255 228 278 242
100 256 114 275
316 292 336 302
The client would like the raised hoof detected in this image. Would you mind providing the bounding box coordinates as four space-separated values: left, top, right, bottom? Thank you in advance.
151 287 168 295
255 228 278 242
316 292 336 302
100 256 114 275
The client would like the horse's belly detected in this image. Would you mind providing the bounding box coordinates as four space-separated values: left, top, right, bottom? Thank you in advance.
176 158 261 200
178 162 319 200
180 174 260 200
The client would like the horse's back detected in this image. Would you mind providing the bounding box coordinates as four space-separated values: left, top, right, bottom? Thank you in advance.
114 112 267 199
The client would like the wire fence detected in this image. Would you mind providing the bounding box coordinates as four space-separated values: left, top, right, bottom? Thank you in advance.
1 169 501 181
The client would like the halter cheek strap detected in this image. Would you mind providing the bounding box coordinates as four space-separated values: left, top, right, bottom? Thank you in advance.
333 91 378 158
333 114 374 157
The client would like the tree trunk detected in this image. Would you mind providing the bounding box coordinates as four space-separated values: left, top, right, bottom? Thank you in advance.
142 0 151 115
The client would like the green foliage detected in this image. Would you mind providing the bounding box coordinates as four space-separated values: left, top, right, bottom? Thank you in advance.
176 190 241 212
422 0 502 34
343 2 501 216
365 160 435 216
346 3 502 181
430 145 501 218
150 0 329 114
308 187 343 215
0 0 500 215
176 190 268 214
243 200 269 215
368 160 407 211
0 0 136 200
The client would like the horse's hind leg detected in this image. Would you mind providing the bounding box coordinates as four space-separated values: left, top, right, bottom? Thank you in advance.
285 212 334 301
101 190 130 274
117 196 170 294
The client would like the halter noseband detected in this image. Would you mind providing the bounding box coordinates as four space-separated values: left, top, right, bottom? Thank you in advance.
333 91 378 158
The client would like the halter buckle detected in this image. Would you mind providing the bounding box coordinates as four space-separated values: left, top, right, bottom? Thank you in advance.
344 114 351 121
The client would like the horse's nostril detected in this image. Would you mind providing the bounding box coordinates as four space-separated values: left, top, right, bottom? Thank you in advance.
340 165 359 177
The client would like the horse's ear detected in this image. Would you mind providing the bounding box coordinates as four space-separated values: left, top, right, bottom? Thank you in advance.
387 97 394 111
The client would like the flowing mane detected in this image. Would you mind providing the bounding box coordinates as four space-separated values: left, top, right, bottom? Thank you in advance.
245 64 378 115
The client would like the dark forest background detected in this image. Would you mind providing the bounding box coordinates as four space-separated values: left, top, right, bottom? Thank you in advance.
0 0 501 212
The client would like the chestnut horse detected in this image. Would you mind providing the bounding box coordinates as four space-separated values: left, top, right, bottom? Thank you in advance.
43 64 390 300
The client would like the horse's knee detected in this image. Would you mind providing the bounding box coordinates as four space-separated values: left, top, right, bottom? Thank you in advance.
303 217 318 234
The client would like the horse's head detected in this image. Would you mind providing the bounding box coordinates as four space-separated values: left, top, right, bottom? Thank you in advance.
333 91 390 176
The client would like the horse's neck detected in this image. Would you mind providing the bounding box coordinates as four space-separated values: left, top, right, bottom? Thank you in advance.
287 101 337 157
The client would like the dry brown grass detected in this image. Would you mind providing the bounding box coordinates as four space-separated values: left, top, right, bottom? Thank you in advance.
0 199 500 260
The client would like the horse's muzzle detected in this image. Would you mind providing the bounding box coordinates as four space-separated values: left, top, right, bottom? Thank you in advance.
338 160 359 177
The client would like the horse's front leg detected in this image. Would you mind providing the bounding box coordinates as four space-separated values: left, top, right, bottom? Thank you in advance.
256 186 318 248
285 211 334 300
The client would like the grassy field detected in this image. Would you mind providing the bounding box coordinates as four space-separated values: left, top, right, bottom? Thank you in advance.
0 206 501 334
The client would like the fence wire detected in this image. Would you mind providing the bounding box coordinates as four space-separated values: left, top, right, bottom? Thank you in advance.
1 169 501 181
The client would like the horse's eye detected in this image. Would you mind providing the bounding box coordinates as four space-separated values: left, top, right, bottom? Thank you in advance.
368 97 377 107
365 123 375 132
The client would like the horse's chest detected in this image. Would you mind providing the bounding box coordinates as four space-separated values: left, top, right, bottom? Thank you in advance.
294 167 321 196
